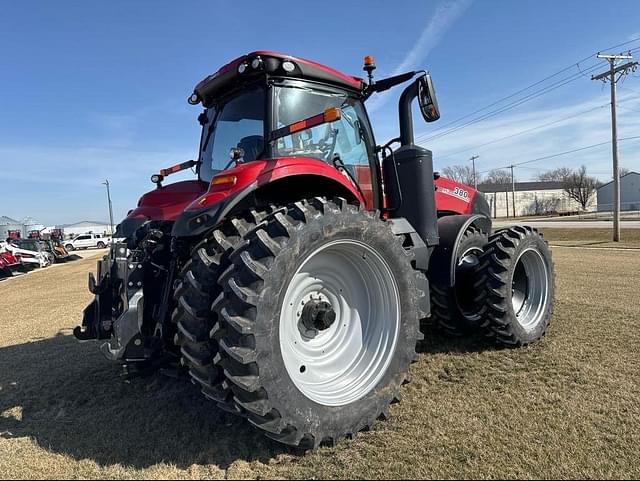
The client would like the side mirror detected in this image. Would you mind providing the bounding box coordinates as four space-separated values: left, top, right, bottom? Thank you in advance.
418 74 440 123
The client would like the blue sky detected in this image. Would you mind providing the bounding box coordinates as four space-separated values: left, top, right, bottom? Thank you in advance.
1 0 639 225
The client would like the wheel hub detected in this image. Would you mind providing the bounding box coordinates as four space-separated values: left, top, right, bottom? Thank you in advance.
300 298 337 334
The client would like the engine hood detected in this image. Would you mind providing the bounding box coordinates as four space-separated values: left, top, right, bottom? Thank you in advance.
128 180 209 222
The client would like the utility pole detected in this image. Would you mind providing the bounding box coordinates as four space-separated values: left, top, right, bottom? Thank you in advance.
592 52 638 242
510 165 516 218
470 155 479 189
103 180 115 236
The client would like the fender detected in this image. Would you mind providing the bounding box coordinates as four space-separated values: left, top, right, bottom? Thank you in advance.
172 157 366 237
427 214 492 287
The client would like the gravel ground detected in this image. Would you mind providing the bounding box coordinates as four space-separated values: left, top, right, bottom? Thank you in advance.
0 237 638 479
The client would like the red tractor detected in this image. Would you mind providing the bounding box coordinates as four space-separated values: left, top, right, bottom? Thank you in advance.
77 52 554 448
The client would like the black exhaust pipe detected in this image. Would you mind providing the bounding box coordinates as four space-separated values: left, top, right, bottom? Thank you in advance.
399 80 419 146
383 78 439 247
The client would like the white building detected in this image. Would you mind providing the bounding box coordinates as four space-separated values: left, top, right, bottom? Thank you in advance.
57 220 113 239
597 171 640 212
21 216 45 237
0 216 23 239
479 181 596 218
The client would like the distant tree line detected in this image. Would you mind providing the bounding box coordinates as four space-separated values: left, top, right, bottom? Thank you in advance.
440 163 612 211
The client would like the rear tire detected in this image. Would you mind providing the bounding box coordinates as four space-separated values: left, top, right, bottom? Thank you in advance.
479 226 555 346
172 208 272 413
212 198 428 448
429 226 488 336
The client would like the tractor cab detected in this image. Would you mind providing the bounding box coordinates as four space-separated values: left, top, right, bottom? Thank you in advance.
183 52 381 209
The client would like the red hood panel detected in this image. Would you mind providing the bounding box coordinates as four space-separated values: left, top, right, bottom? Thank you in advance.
127 180 208 222
435 176 478 215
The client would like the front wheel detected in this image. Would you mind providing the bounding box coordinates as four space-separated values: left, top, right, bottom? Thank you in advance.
212 198 428 448
65 244 74 251
96 242 106 249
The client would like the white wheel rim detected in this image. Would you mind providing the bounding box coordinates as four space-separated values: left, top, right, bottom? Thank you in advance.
279 239 400 407
512 247 550 331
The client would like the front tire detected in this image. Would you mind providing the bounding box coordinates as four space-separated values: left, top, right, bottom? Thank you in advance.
212 198 428 448
65 244 74 251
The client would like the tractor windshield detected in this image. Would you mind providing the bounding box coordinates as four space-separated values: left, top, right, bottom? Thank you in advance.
199 86 266 181
273 85 370 166
198 82 373 183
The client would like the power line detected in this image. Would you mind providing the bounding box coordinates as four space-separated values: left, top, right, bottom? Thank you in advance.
414 36 640 145
617 104 640 114
477 135 640 174
416 62 606 144
434 103 609 162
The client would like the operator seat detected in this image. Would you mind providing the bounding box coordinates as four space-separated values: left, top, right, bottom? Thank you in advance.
237 135 264 162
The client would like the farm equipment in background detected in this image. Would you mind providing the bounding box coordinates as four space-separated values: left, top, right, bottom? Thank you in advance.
76 52 555 449
5 240 51 269
42 238 71 263
0 244 21 278
7 230 21 241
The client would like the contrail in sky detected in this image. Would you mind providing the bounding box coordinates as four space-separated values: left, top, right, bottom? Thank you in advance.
369 0 473 112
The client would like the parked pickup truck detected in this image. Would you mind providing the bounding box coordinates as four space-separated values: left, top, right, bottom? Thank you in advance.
65 233 111 251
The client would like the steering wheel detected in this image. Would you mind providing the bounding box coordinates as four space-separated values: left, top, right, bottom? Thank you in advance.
317 127 339 161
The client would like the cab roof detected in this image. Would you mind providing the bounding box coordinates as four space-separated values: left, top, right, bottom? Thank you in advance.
192 51 364 106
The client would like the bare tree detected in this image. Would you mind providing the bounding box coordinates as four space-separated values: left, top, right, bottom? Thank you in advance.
482 169 513 186
527 195 561 215
442 165 478 185
620 167 631 177
537 167 572 182
564 165 598 210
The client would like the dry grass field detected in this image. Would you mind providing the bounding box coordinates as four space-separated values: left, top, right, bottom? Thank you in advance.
1 232 639 479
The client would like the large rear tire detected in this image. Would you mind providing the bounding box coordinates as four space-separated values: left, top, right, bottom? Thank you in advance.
211 198 428 448
479 226 555 346
172 208 272 413
430 226 488 336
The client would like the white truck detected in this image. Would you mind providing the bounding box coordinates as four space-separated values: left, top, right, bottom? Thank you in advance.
65 233 111 251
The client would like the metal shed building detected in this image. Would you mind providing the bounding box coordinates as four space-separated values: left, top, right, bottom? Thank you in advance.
0 216 24 240
597 171 640 212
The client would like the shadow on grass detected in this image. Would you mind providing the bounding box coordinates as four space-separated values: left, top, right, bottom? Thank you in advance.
0 334 291 470
418 323 498 355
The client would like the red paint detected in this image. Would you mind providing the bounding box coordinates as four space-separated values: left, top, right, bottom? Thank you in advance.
124 162 477 225
195 51 363 94
187 157 366 211
434 176 477 215
127 180 208 222
0 251 20 269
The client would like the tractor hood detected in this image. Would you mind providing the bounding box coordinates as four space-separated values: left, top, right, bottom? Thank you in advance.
115 180 208 238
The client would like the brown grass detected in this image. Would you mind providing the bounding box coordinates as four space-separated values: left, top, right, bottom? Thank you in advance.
540 228 640 249
1 235 639 479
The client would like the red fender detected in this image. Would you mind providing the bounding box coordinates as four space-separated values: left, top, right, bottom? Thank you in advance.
186 157 366 211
